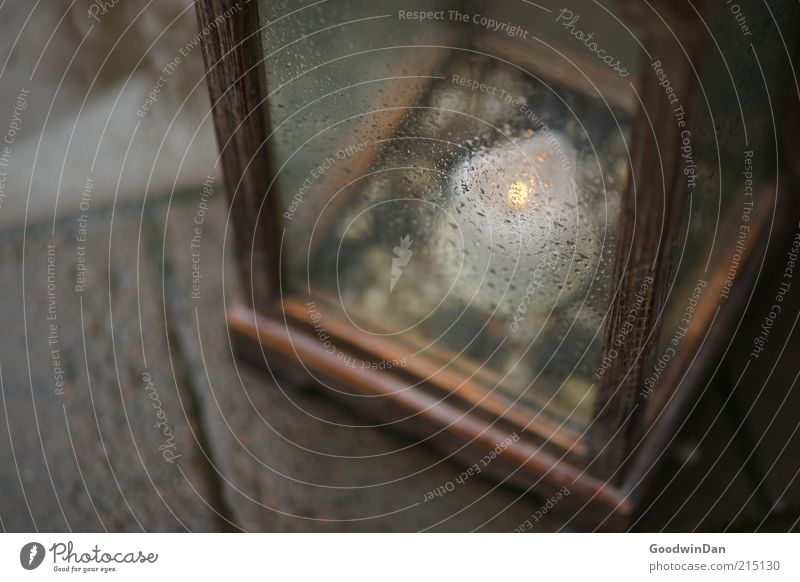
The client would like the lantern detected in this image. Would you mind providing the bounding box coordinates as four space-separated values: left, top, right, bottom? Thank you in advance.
196 0 800 529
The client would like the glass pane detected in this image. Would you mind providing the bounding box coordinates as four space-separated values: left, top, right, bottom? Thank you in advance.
646 4 797 413
258 0 643 432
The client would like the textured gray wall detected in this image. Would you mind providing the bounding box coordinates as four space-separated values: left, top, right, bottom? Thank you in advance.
0 0 219 228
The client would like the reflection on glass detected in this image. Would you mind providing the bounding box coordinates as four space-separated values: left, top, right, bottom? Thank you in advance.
646 6 795 416
259 0 641 431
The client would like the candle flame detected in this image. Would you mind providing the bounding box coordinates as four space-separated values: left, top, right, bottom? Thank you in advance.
508 181 529 207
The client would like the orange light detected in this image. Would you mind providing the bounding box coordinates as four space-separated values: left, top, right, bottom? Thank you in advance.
508 181 529 207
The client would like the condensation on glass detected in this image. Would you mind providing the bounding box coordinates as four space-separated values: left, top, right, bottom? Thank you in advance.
258 0 643 431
